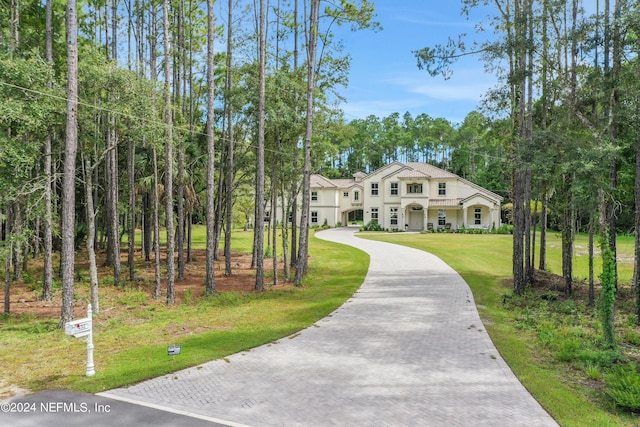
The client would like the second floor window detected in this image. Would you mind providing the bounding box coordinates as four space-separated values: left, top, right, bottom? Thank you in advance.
390 182 398 196
371 182 379 196
439 182 447 196
354 191 360 201
343 191 349 198
311 191 318 201
408 183 423 194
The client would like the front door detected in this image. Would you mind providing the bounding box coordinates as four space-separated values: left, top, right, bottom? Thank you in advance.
408 209 424 231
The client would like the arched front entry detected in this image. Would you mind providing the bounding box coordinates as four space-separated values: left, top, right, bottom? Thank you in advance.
406 205 424 231
342 209 364 225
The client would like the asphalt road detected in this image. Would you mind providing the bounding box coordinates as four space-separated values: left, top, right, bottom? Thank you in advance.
0 389 227 427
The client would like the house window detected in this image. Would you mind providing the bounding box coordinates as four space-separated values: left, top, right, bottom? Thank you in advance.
438 209 446 226
311 191 318 201
264 211 271 222
474 208 482 225
311 211 318 224
371 182 379 196
438 182 447 196
390 182 398 196
390 207 398 227
408 183 423 194
354 191 360 201
343 191 349 198
371 208 379 222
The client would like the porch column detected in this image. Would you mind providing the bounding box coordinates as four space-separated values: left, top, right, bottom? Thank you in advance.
463 206 468 228
423 208 427 230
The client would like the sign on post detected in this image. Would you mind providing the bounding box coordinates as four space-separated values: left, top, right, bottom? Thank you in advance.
65 304 95 377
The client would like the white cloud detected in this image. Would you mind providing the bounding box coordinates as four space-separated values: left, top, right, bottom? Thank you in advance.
385 66 498 102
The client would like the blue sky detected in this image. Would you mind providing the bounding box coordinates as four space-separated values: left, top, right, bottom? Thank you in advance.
333 1 500 125
334 1 600 125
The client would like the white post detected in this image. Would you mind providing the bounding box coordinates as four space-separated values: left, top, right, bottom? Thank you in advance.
85 304 95 376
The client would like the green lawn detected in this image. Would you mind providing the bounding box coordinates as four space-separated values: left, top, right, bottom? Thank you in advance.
3 227 639 426
0 229 368 394
358 231 638 427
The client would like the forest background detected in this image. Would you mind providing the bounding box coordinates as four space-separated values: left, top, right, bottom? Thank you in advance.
1 0 640 359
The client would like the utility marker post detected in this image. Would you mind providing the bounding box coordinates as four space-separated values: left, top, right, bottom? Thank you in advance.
64 303 95 376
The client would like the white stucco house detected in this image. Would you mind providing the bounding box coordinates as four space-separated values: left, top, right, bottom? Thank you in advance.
303 161 503 231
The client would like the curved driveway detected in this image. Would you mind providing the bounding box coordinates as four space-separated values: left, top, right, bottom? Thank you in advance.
101 227 558 426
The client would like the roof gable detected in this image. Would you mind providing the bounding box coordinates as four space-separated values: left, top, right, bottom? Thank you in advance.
310 174 337 188
362 160 405 180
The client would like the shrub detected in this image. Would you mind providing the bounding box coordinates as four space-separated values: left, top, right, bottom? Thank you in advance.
622 328 640 346
576 349 625 368
362 220 383 231
536 321 558 348
555 338 581 362
585 362 603 380
606 365 640 411
495 224 513 234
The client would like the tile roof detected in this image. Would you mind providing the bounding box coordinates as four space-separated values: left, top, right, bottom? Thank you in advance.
331 179 361 188
396 169 430 179
429 199 462 207
405 162 458 179
310 174 337 188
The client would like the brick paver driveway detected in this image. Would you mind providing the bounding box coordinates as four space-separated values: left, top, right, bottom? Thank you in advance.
100 227 558 426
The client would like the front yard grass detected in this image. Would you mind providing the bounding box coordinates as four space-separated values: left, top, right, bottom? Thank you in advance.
359 232 638 427
0 231 368 394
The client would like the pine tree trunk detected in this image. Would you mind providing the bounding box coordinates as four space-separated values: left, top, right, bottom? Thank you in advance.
163 0 175 304
82 153 100 313
109 123 121 286
205 0 216 295
272 130 279 287
12 200 22 282
290 0 299 269
152 147 161 299
636 138 640 324
538 192 547 271
223 0 234 277
143 191 151 261
42 0 53 301
4 204 11 314
149 5 161 299
128 136 135 281
635 31 640 325
295 0 320 286
60 0 79 326
254 0 266 291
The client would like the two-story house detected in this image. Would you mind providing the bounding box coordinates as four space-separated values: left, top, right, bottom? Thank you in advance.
307 161 502 231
